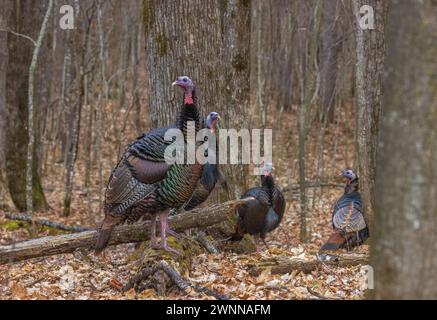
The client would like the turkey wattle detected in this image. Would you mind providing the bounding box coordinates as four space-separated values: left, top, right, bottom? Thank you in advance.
95 76 203 255
230 163 286 252
319 169 369 253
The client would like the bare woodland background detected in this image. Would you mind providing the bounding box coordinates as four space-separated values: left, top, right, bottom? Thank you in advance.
0 0 436 299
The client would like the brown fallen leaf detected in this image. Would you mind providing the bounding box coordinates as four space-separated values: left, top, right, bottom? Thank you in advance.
11 282 28 299
109 278 124 291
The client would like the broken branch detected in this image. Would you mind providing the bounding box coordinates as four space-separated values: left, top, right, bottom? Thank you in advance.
247 252 369 276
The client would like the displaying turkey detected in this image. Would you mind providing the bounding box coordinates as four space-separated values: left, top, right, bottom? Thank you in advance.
95 76 203 255
229 163 286 252
181 111 228 211
319 169 369 253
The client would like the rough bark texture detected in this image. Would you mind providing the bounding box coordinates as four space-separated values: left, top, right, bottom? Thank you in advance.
0 198 252 265
3 0 49 211
143 0 251 198
0 2 13 210
352 0 387 229
320 0 338 122
26 0 53 214
372 0 437 299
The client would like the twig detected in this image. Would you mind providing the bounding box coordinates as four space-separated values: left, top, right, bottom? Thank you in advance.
3 212 94 233
0 29 36 46
306 286 341 300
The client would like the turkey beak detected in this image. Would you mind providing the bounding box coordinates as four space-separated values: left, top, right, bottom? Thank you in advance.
172 81 178 86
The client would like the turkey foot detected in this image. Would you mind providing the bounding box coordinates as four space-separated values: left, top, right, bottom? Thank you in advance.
161 212 183 240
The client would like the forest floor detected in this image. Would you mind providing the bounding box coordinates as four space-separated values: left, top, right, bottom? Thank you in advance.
0 106 370 300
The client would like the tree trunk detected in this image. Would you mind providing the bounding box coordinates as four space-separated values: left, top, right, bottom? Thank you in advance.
220 0 251 198
0 2 13 210
4 0 48 212
143 0 251 198
320 0 338 122
352 0 387 229
63 3 94 216
26 0 53 213
372 0 437 299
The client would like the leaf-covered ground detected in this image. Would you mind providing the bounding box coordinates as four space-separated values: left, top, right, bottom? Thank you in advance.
0 105 370 300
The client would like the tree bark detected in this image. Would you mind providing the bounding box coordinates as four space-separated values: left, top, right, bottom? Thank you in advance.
320 0 339 122
0 198 253 265
352 0 387 229
143 0 251 198
0 2 13 210
372 0 437 299
4 0 49 212
26 0 53 213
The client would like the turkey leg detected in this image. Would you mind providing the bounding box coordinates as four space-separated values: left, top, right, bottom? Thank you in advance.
159 211 181 255
253 235 261 253
150 215 159 249
261 236 270 250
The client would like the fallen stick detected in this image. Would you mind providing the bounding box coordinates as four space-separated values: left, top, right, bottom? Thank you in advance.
4 212 93 233
247 252 369 276
0 198 252 265
306 286 341 300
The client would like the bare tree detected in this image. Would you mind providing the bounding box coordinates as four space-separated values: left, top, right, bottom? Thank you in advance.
2 0 49 211
63 1 96 216
352 0 387 229
26 0 53 213
0 2 13 210
296 0 322 242
320 0 339 122
372 0 437 299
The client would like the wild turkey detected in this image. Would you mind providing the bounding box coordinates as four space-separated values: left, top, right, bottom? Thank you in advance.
181 112 228 211
95 76 203 255
319 169 369 253
229 163 286 252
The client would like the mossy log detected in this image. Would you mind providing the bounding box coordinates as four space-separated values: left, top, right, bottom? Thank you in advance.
0 198 253 265
4 212 93 232
247 252 370 276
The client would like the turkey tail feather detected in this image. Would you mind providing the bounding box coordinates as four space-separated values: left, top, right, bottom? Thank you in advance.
95 215 122 255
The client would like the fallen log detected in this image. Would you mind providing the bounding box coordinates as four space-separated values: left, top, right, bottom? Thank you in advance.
4 212 93 232
247 252 369 276
0 198 252 265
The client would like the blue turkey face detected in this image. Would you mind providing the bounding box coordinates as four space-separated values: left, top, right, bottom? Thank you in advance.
206 112 220 129
172 76 194 91
342 170 356 180
263 163 273 176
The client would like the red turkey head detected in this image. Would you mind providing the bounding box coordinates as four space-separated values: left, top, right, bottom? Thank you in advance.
172 76 194 92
